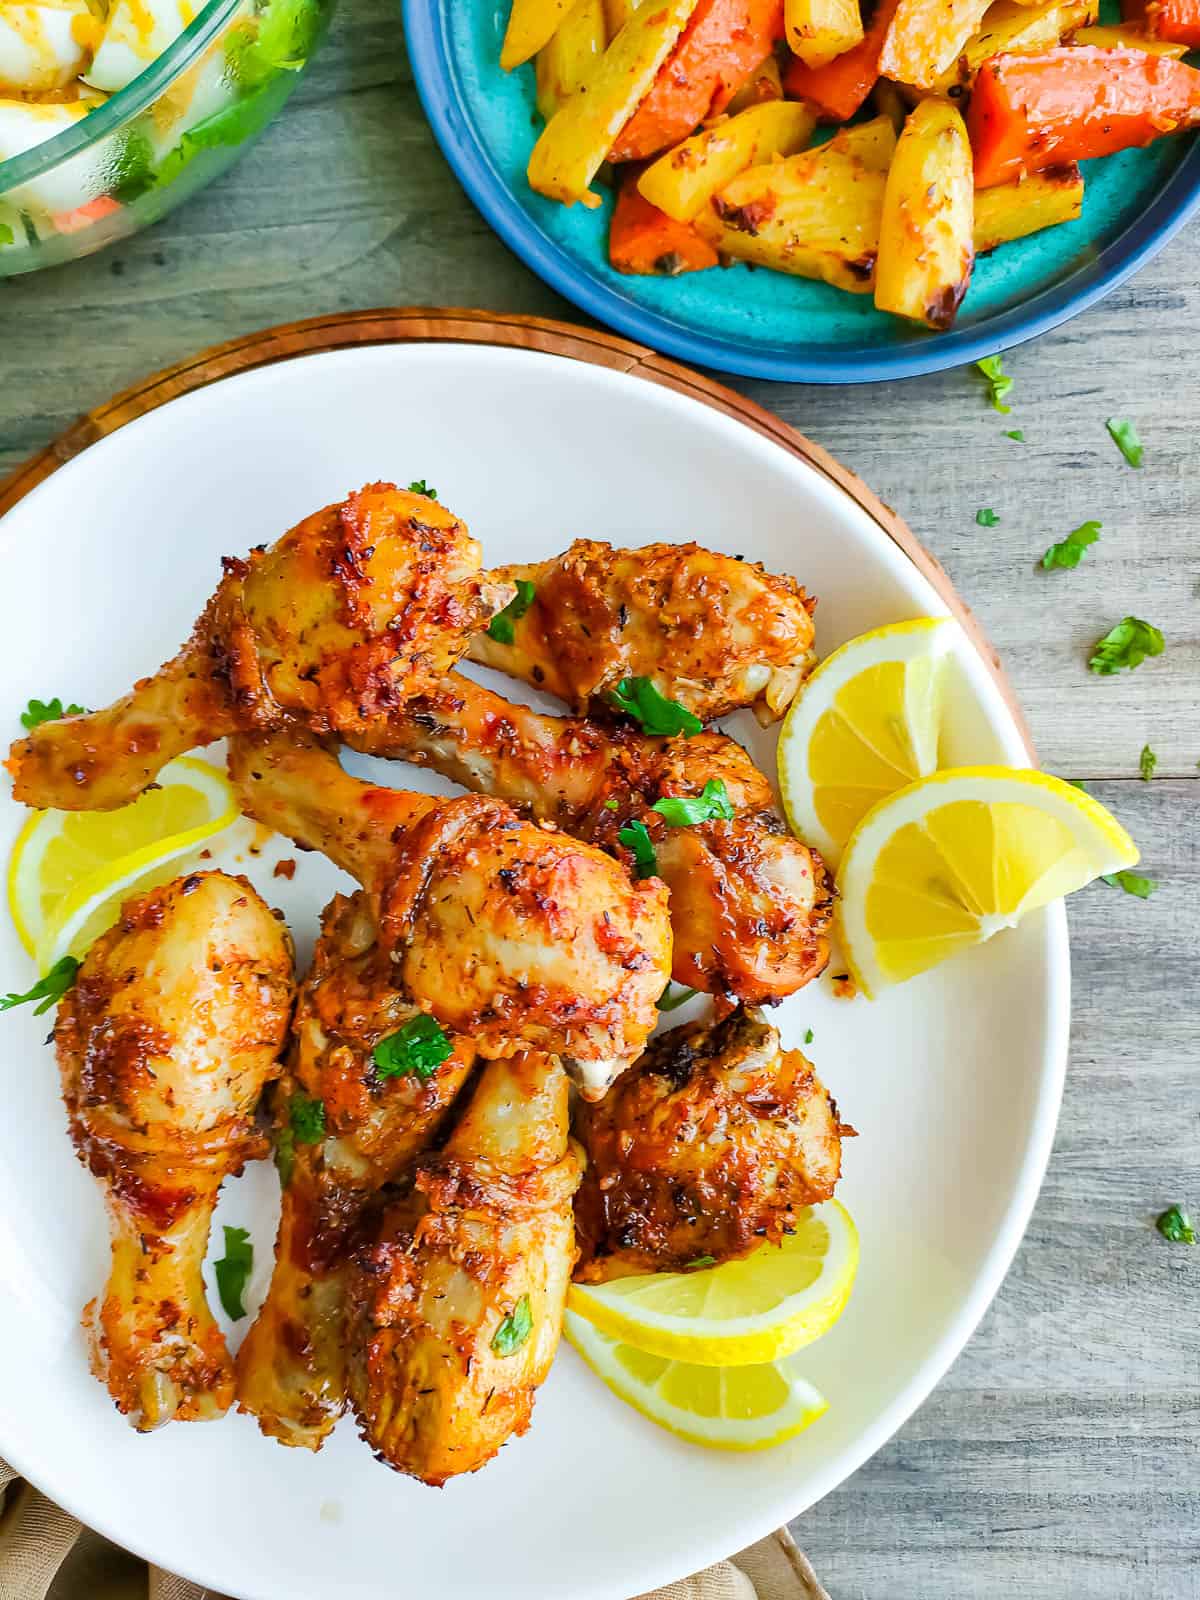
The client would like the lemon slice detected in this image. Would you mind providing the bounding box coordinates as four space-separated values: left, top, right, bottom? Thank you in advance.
778 617 955 868
564 1312 829 1451
8 756 237 970
836 765 1139 999
566 1201 858 1367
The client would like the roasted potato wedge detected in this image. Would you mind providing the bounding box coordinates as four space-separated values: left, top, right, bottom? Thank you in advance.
926 0 1097 91
638 100 816 220
503 0 575 71
528 0 702 205
1072 21 1188 51
785 0 864 66
696 118 895 290
603 0 636 27
536 0 607 119
973 163 1083 250
725 48 785 112
875 98 974 327
878 0 992 86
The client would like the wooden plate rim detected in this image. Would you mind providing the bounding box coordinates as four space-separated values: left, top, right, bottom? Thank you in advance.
0 305 1033 757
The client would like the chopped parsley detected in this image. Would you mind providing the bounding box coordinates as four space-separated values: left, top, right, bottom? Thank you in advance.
487 578 537 646
492 1294 533 1356
1041 521 1100 571
609 677 703 737
657 983 698 1012
407 479 438 499
617 819 657 879
1106 417 1144 469
804 1027 814 1045
1066 779 1090 793
602 797 619 811
975 508 1000 527
20 696 86 731
684 1255 716 1271
0 955 79 1016
373 1014 452 1082
1088 617 1164 676
1156 1204 1196 1245
1100 870 1157 899
275 1091 326 1185
975 355 1013 414
1005 430 1025 442
214 1225 253 1320
651 779 735 827
1139 744 1157 782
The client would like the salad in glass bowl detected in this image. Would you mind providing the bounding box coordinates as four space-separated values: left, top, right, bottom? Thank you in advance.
0 0 332 273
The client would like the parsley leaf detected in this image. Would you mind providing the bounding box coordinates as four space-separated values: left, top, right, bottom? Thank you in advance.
1041 521 1100 571
492 1294 533 1356
804 1027 814 1045
487 579 536 646
651 779 735 827
1088 617 1164 676
1139 744 1157 782
608 677 703 737
0 955 79 1016
1100 870 1157 899
975 508 1000 527
1066 779 1090 793
214 1225 254 1320
618 819 657 879
1106 417 1144 469
657 983 698 1012
684 1255 717 1271
275 1090 326 1185
975 355 1013 414
603 797 619 811
1006 430 1025 442
373 1014 452 1082
1156 1204 1196 1245
20 697 86 731
406 478 438 499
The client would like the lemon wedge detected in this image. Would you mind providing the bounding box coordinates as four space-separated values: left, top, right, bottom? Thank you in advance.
566 1201 858 1367
564 1312 829 1451
836 765 1139 998
778 617 955 868
8 756 237 970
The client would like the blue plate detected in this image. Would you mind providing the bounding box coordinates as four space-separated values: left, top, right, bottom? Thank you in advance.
403 0 1200 382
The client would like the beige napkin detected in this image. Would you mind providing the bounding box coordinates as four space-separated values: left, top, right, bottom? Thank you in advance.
0 1457 829 1600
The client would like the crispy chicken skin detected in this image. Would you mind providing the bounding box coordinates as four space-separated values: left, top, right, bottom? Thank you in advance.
573 1007 847 1282
358 674 833 1002
6 485 510 812
348 1053 579 1484
468 539 817 724
54 872 293 1429
236 891 478 1450
228 725 672 1098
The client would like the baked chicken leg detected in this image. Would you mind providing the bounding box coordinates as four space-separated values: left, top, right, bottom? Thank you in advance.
235 890 478 1449
349 1052 579 1484
7 484 509 812
228 725 671 1097
573 1006 849 1282
469 539 817 723
358 674 833 1002
54 871 293 1429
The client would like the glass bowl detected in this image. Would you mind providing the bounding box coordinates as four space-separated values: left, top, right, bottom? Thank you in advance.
0 0 334 275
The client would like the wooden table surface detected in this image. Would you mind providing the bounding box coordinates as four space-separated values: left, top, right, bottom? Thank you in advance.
3 5 1197 1595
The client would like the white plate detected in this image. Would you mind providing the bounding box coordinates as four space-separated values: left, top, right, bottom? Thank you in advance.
0 343 1068 1600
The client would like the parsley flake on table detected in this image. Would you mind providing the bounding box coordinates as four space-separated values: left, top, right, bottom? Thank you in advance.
275 1091 326 1185
975 508 1000 527
1156 1205 1197 1244
1139 744 1157 782
1088 617 1164 675
407 479 438 499
373 1014 452 1081
1100 870 1157 899
492 1294 533 1356
657 983 698 1012
608 677 703 737
487 578 537 645
1041 521 1100 571
20 696 86 731
1006 430 1025 442
0 955 79 1016
975 355 1013 414
651 779 735 827
618 819 657 879
1106 417 1144 468
214 1225 254 1320
804 1027 814 1045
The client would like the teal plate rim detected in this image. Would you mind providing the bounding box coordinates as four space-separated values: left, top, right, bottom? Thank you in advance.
402 0 1200 383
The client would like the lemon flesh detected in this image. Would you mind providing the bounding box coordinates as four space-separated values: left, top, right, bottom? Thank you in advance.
778 617 954 869
837 766 1140 998
565 1313 829 1451
566 1201 858 1367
